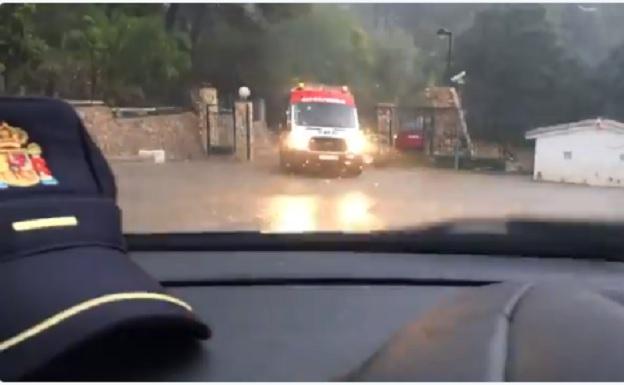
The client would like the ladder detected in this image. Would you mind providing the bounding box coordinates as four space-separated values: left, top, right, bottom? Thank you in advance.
449 87 474 157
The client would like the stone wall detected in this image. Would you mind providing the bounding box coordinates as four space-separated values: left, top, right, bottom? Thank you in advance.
75 105 205 161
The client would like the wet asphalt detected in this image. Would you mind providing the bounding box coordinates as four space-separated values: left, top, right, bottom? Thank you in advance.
112 159 624 234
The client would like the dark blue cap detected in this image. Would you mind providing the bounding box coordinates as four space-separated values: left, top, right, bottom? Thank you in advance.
0 97 210 380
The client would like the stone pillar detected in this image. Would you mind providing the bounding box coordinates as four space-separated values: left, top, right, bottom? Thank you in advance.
234 100 253 161
198 86 218 153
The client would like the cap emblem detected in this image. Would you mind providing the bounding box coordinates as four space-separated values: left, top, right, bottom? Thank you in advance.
0 121 58 188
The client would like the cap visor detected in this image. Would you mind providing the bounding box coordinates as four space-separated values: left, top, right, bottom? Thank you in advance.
0 246 210 380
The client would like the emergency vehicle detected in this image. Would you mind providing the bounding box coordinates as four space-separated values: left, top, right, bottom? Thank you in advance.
279 83 368 176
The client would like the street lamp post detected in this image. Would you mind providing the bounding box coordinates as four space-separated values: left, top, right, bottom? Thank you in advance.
438 28 460 170
239 86 252 161
437 28 453 86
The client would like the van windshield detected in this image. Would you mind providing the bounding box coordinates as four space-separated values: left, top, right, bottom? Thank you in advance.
294 103 357 128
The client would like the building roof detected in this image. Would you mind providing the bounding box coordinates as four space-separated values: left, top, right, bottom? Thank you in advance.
525 118 624 140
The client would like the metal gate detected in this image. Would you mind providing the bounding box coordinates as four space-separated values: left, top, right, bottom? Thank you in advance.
208 107 236 154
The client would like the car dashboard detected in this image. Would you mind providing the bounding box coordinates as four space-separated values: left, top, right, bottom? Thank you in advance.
30 245 624 381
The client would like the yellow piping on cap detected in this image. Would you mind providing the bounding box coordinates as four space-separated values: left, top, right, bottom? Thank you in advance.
0 291 194 352
12 216 78 232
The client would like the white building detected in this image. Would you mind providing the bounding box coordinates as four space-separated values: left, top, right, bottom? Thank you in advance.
525 118 624 187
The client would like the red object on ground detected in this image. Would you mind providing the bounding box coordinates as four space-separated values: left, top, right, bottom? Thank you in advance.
395 130 425 151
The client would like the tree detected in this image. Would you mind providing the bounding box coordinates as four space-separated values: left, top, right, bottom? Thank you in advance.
0 4 48 93
165 4 311 77
1 2 612 122
96 11 191 104
595 42 624 120
0 4 192 103
254 6 420 124
34 5 190 104
258 6 373 121
455 5 596 144
369 27 425 104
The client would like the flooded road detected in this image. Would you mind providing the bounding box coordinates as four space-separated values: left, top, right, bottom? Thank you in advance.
112 160 624 233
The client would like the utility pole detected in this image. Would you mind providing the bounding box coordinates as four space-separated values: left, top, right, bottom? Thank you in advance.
436 28 453 85
438 28 460 169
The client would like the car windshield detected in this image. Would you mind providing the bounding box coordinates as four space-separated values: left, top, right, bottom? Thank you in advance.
294 102 357 128
3 3 624 236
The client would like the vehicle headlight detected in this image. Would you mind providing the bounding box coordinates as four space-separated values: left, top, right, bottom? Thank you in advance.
346 132 367 154
287 131 309 150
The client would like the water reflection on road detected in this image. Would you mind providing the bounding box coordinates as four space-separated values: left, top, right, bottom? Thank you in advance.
113 161 624 234
262 191 382 233
337 191 380 231
264 195 318 233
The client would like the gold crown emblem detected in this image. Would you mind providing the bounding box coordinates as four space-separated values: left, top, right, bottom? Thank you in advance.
0 121 29 149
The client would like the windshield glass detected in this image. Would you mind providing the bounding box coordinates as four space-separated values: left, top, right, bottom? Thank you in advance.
3 3 624 235
294 103 357 128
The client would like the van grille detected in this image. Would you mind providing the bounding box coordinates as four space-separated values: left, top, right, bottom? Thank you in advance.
309 137 347 152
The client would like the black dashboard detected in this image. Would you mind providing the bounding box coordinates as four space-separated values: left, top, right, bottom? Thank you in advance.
43 248 624 381
25 219 624 381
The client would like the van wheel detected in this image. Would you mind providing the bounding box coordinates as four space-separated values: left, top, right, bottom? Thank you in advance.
279 148 290 168
344 166 362 178
280 151 300 174
280 159 294 174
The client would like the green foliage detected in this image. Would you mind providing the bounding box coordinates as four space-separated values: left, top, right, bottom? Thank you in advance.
596 42 624 120
255 6 426 122
369 27 424 103
455 5 597 143
2 2 623 141
55 6 191 105
187 5 427 123
0 4 48 91
0 4 189 104
263 7 369 86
